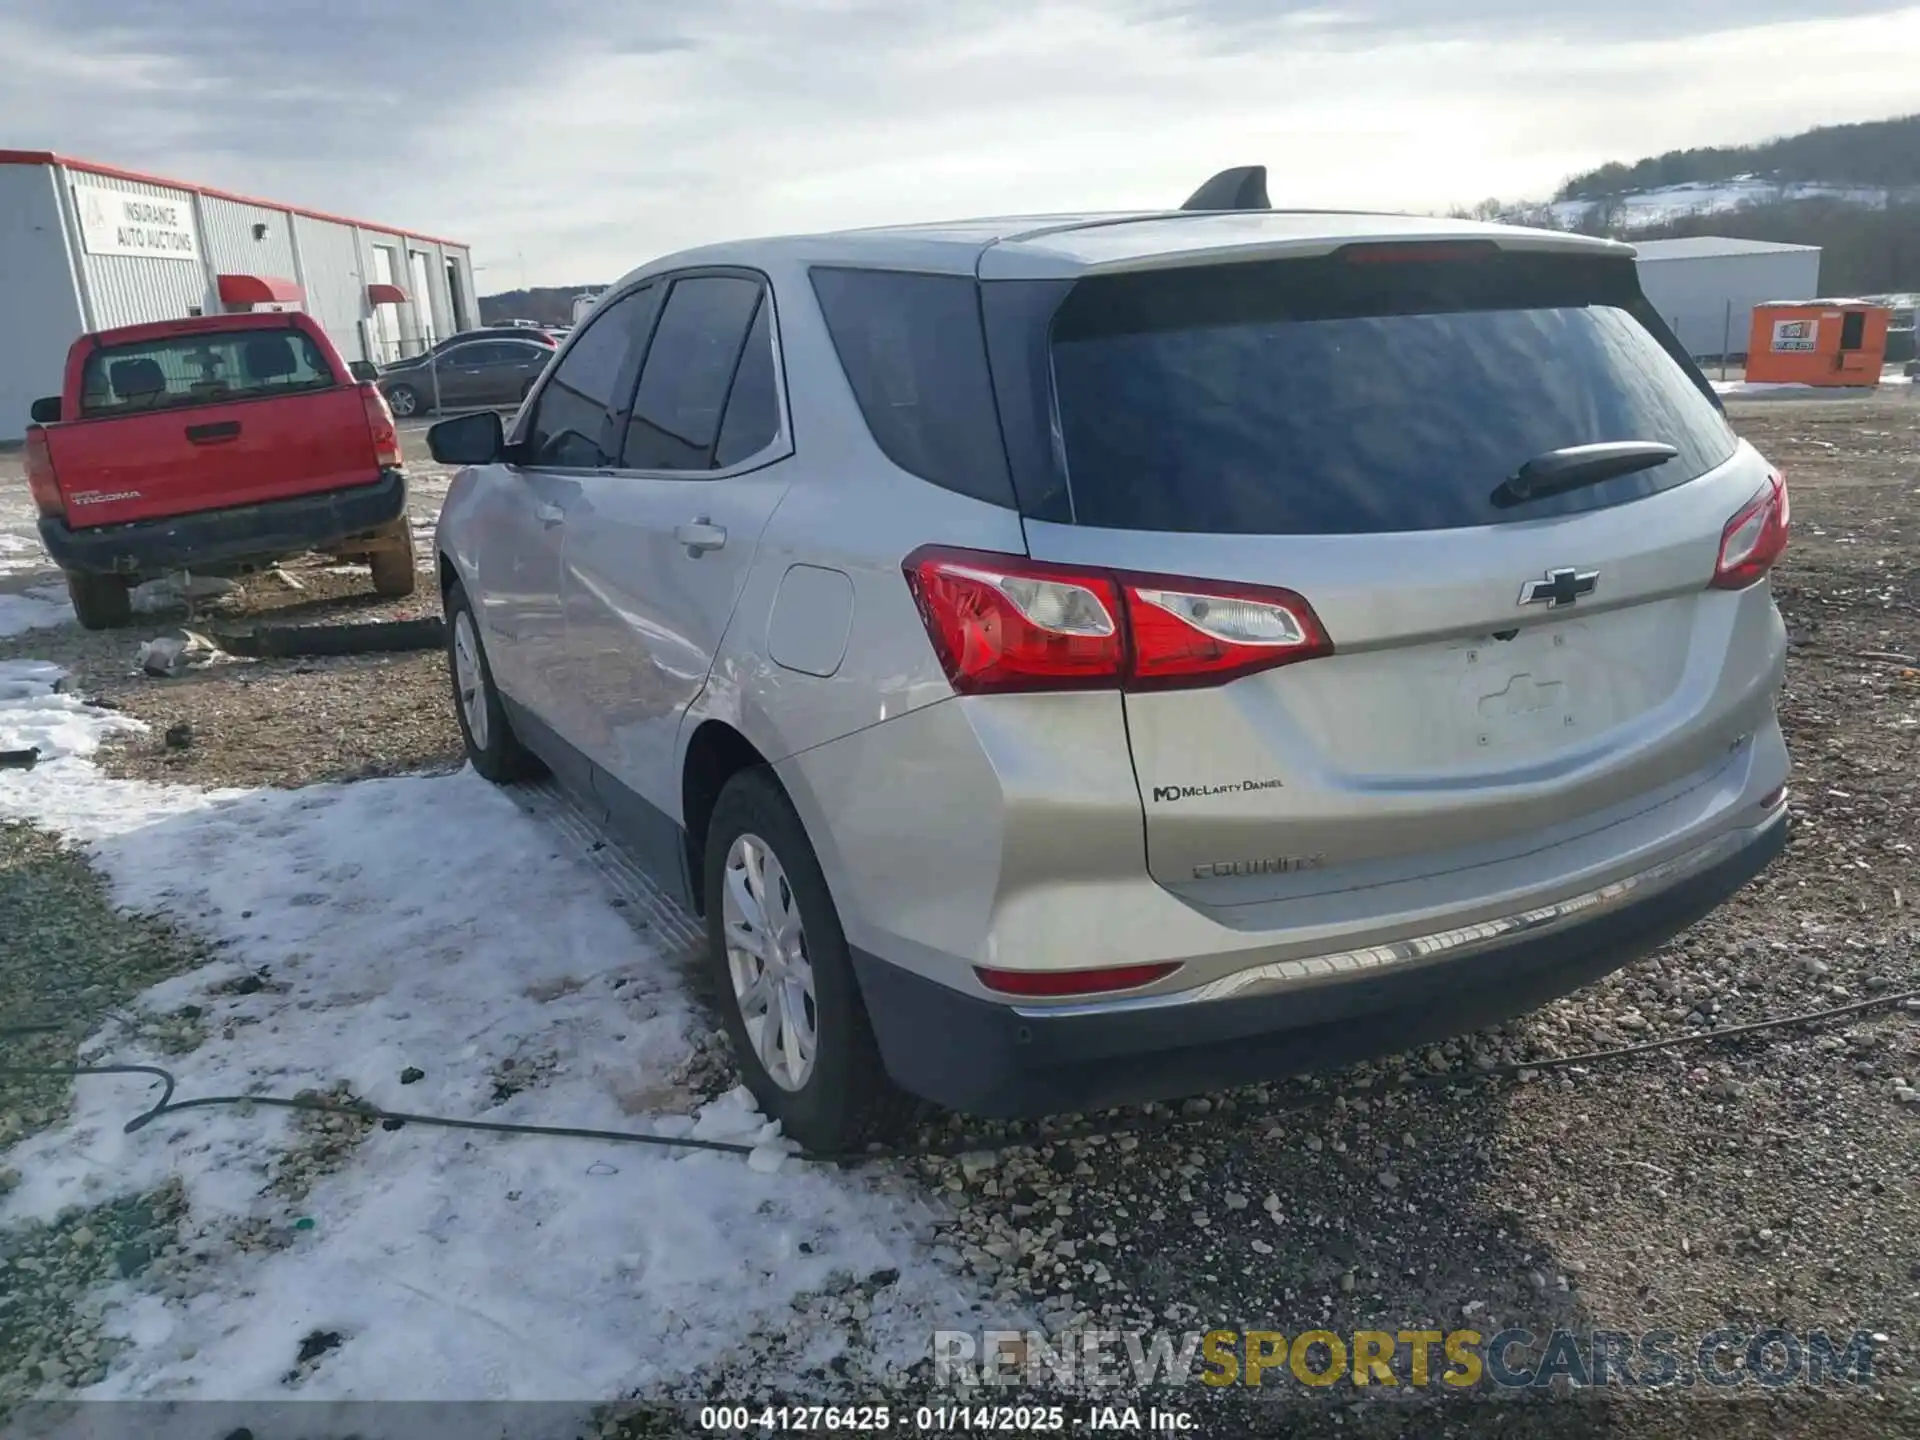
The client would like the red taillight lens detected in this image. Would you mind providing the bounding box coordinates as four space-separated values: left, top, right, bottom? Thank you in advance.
24 429 62 520
903 549 1125 694
1711 472 1789 590
1124 577 1331 691
903 546 1333 696
975 962 1180 997
359 383 403 469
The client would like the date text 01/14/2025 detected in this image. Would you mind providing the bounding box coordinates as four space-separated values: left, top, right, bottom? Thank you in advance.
697 1403 1197 1432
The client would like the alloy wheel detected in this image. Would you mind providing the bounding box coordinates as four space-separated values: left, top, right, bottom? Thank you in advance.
721 832 818 1091
451 610 489 751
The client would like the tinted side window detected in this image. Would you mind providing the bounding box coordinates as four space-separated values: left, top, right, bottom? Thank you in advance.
713 298 780 468
809 268 1013 506
621 276 763 471
527 286 660 468
442 342 501 365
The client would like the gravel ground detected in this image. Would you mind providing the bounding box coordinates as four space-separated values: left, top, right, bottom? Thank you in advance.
0 821 209 1400
0 823 207 1147
2 399 1917 1433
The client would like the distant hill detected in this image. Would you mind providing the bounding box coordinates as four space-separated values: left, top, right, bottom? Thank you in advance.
477 285 606 327
1558 114 1920 201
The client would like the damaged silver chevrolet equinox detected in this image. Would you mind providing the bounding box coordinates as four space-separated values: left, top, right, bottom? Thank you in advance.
429 167 1791 1151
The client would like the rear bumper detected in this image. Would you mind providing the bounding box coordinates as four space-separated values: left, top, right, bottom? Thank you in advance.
851 808 1788 1118
39 469 407 577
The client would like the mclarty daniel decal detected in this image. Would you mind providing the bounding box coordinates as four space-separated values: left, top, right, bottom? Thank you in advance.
1151 778 1284 804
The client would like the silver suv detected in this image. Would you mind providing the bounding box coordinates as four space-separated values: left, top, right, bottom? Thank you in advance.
428 171 1791 1150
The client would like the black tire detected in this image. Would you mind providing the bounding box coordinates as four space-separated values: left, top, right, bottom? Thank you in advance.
704 768 913 1154
65 571 132 630
386 384 422 418
443 579 542 783
369 523 417 598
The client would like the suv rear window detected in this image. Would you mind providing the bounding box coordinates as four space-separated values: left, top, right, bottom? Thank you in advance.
1048 250 1738 535
80 328 337 418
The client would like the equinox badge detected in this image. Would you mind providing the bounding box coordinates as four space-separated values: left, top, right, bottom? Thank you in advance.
1518 567 1598 608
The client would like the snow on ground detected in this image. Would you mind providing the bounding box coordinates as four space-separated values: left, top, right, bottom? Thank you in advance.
1712 372 1915 399
0 531 52 578
0 583 70 638
0 662 232 838
0 659 982 1402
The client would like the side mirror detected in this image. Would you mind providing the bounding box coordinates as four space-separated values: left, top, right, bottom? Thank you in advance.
348 360 379 383
29 396 61 424
428 409 506 466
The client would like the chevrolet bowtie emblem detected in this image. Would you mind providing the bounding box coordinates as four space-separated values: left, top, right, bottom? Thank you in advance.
1518 567 1598 608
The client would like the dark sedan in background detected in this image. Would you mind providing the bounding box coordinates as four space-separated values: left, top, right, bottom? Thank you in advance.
376 333 558 417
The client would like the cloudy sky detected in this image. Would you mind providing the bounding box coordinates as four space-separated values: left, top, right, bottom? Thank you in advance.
5 1 1918 289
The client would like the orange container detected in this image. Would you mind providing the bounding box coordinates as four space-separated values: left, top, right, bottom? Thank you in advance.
1745 301 1890 386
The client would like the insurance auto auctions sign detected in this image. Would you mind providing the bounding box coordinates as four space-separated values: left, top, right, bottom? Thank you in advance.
72 181 200 261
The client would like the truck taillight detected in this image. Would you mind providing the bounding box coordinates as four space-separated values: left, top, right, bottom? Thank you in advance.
359 383 403 469
902 546 1333 696
24 429 62 520
1710 472 1789 590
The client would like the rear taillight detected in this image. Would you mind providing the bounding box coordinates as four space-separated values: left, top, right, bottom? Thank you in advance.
902 551 1124 694
975 961 1181 997
1125 578 1329 691
24 429 62 520
359 383 403 469
1711 472 1789 590
903 546 1332 696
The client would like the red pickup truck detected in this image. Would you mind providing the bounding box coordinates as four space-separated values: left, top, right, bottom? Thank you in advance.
24 312 415 629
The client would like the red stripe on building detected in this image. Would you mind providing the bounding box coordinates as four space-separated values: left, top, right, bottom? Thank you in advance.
0 150 468 250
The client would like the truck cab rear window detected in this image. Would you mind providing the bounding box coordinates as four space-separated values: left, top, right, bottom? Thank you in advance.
80 330 337 418
1047 253 1738 535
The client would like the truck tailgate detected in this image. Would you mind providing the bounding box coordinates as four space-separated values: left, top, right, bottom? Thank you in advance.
49 387 381 530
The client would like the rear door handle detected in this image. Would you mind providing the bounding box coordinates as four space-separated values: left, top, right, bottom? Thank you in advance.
536 503 565 528
186 421 241 444
674 519 727 556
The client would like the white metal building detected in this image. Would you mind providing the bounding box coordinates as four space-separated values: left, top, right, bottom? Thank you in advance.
1631 236 1822 361
0 150 479 440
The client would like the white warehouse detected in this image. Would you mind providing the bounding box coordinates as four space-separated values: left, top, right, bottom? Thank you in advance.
0 150 480 440
1631 236 1822 361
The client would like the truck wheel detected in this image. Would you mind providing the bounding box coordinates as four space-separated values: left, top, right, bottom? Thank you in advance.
65 571 132 630
444 579 543 783
369 522 417 598
704 768 915 1154
386 384 420 418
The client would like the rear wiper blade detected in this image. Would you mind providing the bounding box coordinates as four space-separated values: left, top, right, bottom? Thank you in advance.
1491 441 1679 508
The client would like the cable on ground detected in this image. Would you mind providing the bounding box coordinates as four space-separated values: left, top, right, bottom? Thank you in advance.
2 986 1915 1166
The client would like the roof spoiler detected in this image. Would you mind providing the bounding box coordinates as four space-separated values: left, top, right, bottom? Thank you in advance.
1180 165 1270 212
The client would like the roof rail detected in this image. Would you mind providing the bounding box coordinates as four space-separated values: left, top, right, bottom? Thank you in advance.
1180 166 1270 212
